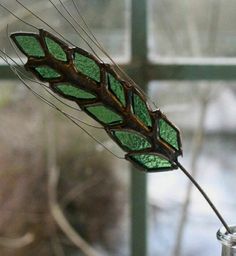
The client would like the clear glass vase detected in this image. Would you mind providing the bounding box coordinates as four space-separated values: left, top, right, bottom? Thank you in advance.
217 226 236 256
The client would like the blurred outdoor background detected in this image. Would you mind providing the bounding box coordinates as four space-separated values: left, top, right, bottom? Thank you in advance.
0 0 236 255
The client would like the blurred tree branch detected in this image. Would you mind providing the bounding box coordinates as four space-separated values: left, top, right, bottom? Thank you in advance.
0 0 69 33
45 107 101 256
0 2 46 32
0 233 34 249
172 1 221 255
61 175 104 208
172 89 210 256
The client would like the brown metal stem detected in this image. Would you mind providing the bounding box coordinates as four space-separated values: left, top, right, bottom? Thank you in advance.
175 160 232 234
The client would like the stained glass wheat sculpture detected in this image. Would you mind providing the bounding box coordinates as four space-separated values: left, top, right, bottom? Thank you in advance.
10 29 182 172
0 0 232 235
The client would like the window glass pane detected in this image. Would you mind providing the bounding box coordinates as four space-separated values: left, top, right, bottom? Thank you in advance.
0 0 130 62
148 81 236 255
0 0 130 253
0 80 130 255
148 0 236 59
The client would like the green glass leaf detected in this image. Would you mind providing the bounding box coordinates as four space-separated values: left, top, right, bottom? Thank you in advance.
74 52 100 82
108 73 126 107
35 66 61 79
13 34 45 57
45 36 67 61
112 130 151 151
129 153 173 171
55 83 96 100
85 104 123 125
132 93 152 127
159 118 179 150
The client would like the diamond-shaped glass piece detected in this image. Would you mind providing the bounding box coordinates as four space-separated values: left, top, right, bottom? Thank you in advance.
107 73 126 107
159 118 180 150
55 83 96 100
111 130 151 151
74 52 100 82
34 66 61 79
45 36 67 61
127 153 175 172
85 104 123 125
132 93 152 127
11 34 45 57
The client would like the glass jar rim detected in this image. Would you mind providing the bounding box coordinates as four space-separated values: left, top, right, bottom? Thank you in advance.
217 225 236 247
